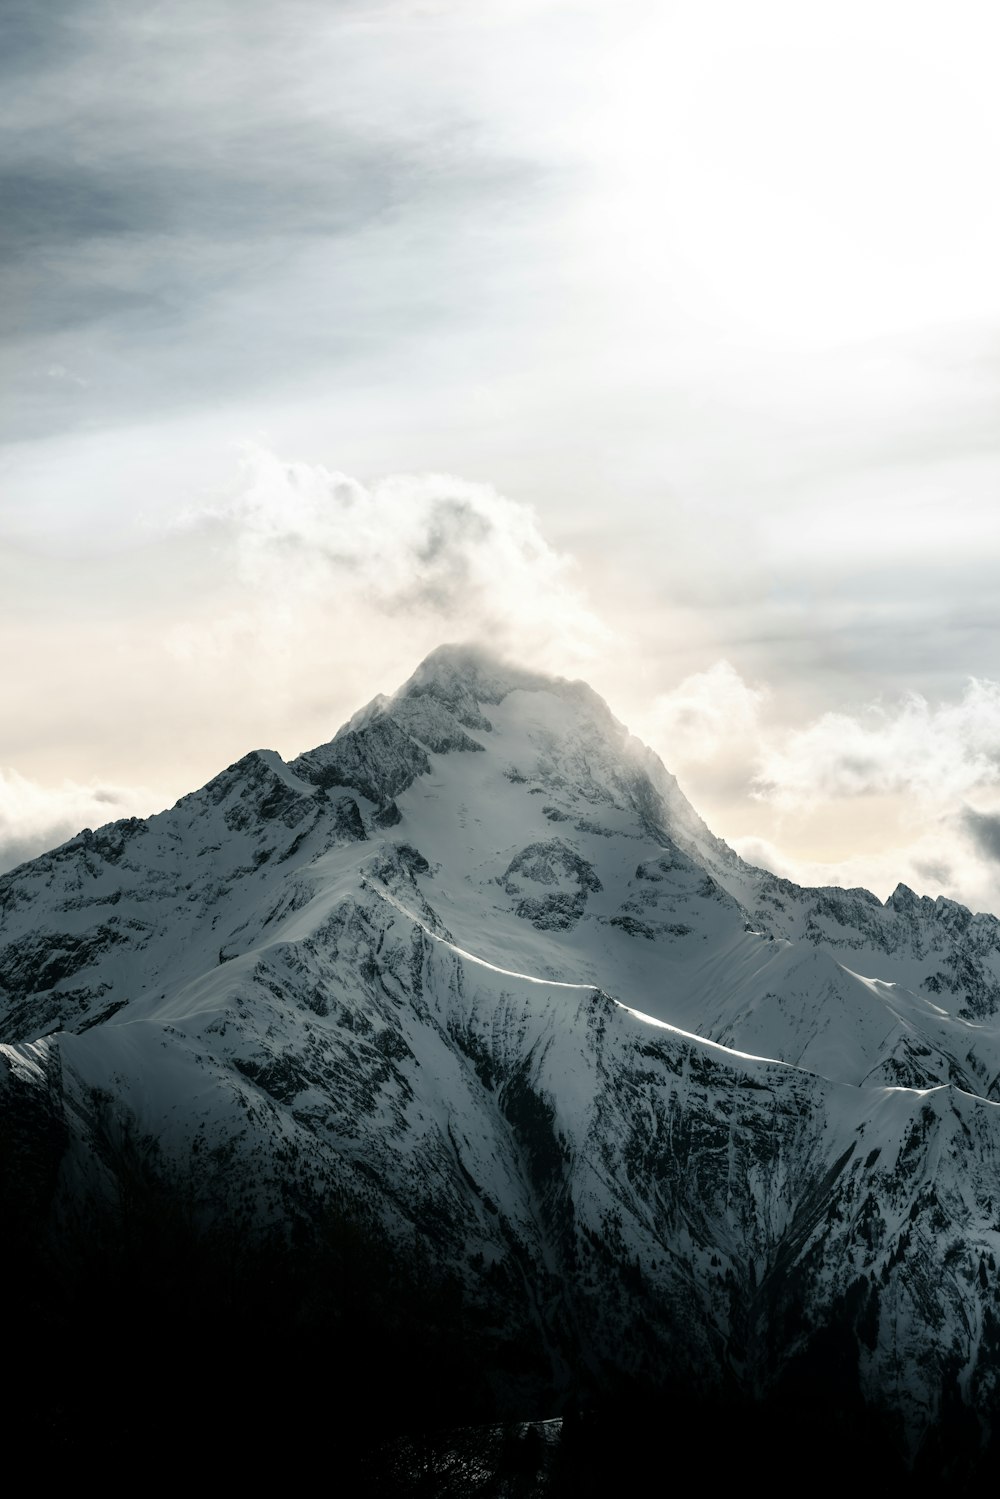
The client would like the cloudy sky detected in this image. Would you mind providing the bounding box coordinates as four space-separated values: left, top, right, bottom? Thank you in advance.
5 0 1000 912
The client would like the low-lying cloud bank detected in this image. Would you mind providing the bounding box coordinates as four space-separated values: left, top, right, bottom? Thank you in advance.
640 661 1000 916
7 446 1000 919
752 678 1000 808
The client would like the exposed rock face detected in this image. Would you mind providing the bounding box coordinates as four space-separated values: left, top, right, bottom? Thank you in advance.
4 642 1000 1453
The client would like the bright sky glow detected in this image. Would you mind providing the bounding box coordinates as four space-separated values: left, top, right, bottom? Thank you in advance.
591 2 1000 346
4 0 1000 915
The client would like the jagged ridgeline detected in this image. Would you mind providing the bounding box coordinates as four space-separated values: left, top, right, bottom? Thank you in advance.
4 644 1000 1477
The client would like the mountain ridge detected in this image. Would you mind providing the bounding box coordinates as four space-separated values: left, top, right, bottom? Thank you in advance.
3 643 1000 1463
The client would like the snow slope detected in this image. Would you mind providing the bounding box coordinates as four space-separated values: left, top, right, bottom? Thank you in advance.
4 642 1000 1444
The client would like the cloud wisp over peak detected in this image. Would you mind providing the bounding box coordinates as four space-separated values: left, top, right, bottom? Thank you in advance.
183 446 609 666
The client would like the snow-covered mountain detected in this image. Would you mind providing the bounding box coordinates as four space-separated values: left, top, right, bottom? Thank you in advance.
4 644 1000 1458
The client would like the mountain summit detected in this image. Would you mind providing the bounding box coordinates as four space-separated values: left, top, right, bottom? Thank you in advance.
4 644 1000 1463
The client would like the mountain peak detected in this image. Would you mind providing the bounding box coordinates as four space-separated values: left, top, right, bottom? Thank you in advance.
394 641 601 718
291 643 633 803
7 644 1000 1460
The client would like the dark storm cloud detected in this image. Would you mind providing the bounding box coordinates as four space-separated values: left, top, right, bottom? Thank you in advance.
960 807 1000 866
0 763 148 877
0 131 424 269
0 2 81 78
0 0 548 436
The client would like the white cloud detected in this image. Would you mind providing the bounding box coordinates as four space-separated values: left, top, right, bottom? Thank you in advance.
731 831 949 899
0 769 155 874
178 445 610 670
721 680 1000 917
45 364 89 388
636 660 766 764
729 827 1000 915
637 667 1000 917
753 679 1000 809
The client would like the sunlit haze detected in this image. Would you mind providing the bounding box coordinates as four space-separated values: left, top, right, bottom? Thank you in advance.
5 0 1000 913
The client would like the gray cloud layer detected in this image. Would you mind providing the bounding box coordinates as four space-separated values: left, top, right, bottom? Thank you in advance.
1 0 554 437
960 807 1000 867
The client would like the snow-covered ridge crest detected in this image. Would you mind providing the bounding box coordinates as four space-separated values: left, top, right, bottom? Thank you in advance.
293 641 725 867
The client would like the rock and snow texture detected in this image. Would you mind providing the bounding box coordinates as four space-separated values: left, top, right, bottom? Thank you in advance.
4 642 1000 1442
